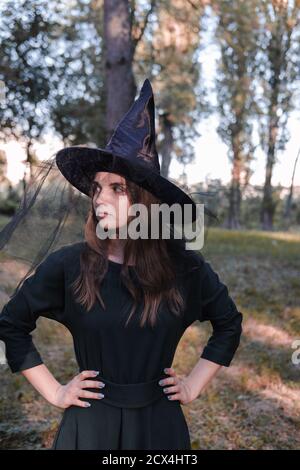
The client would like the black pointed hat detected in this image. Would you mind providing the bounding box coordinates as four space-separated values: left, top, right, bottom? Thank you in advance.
55 78 204 223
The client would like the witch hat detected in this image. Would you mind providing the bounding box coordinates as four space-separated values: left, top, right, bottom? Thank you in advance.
55 78 207 223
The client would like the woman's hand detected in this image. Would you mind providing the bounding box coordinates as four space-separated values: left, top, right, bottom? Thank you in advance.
52 370 106 409
158 367 196 405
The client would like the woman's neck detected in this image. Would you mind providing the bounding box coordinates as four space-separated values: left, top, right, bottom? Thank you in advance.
108 238 135 265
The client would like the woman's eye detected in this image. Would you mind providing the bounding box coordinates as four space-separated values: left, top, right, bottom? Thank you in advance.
91 183 125 195
114 185 125 193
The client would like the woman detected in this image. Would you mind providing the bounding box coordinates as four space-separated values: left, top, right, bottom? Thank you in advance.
0 79 243 449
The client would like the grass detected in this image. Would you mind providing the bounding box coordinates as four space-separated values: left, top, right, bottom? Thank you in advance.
0 227 299 449
174 227 300 449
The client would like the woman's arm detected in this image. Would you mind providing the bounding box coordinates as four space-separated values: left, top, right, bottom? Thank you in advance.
159 258 243 404
185 357 222 400
0 247 105 409
21 364 106 409
21 363 62 406
0 248 66 374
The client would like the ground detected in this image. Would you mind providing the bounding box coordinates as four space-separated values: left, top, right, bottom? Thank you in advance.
0 222 299 449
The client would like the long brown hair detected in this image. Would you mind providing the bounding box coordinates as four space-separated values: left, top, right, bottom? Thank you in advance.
71 174 187 328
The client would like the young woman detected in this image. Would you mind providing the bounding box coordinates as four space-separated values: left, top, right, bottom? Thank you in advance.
0 79 243 449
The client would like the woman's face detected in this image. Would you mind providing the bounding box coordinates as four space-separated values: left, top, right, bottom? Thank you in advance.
92 171 131 233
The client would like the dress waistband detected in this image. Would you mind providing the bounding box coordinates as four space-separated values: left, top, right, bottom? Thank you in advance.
80 372 169 409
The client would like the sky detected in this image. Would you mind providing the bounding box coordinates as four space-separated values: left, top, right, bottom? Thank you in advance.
170 113 300 188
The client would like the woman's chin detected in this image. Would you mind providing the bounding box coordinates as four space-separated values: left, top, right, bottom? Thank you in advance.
98 220 117 232
96 219 129 239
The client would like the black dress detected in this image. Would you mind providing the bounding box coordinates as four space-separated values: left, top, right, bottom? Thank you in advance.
0 241 243 450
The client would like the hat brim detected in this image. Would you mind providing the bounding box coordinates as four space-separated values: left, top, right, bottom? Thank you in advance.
56 146 202 223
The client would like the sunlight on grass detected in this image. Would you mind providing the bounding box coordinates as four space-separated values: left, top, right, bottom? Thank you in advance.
202 227 300 261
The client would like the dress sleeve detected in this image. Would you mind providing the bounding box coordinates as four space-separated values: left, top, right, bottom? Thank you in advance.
185 257 243 367
0 247 66 374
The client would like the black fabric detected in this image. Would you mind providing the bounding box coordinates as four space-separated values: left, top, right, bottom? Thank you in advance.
0 241 243 450
182 260 243 366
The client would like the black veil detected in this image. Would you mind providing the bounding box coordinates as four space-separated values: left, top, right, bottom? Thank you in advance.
0 153 91 296
0 152 219 297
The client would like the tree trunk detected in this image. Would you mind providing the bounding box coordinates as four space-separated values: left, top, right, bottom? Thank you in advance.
261 112 278 230
159 113 174 178
22 140 31 206
283 147 300 221
225 147 241 229
103 0 136 142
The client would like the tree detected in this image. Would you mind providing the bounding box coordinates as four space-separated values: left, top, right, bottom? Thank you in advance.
48 0 106 147
213 0 259 229
257 0 300 230
0 0 56 189
147 0 207 177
